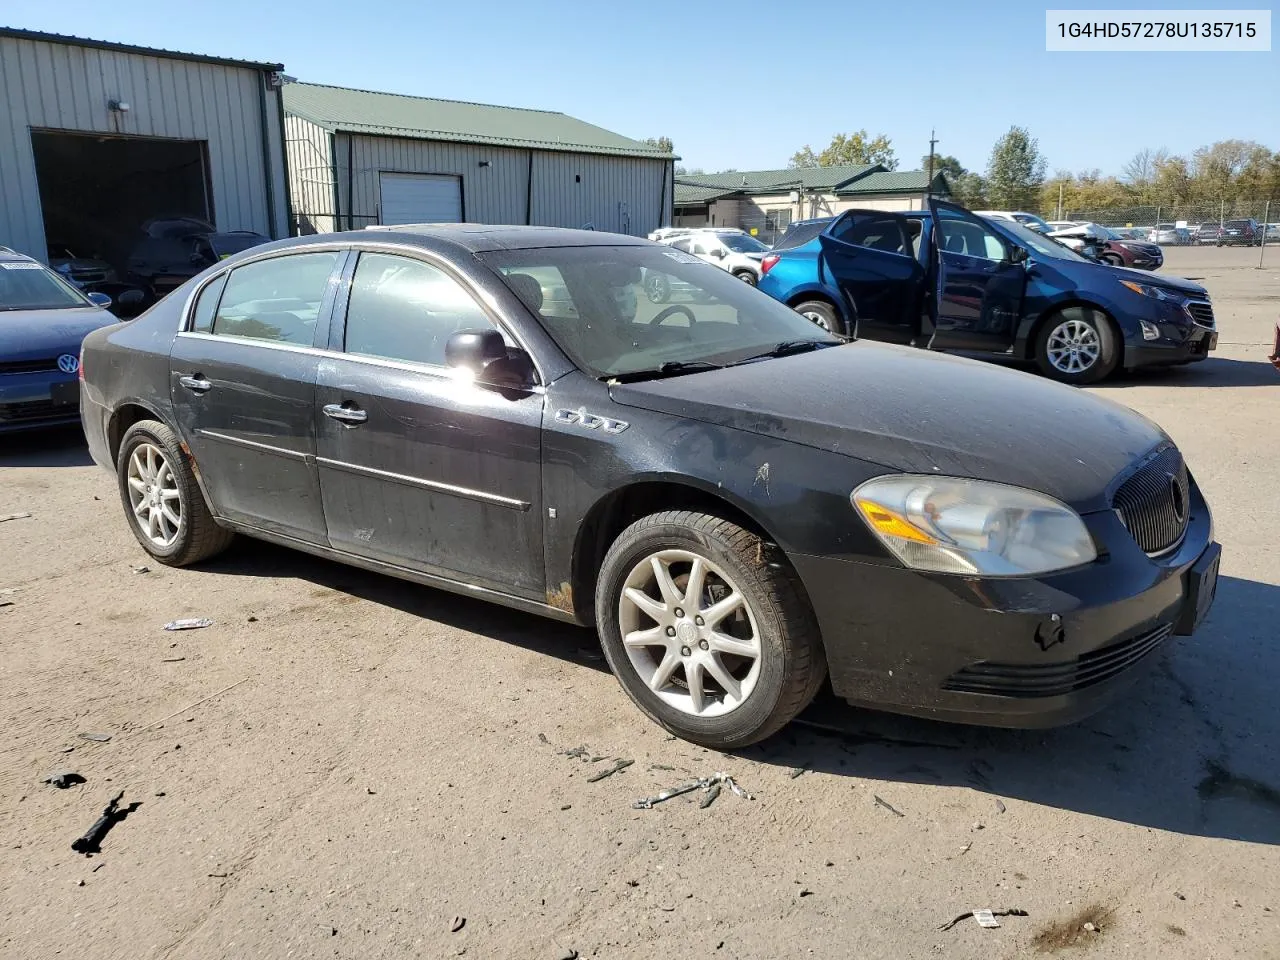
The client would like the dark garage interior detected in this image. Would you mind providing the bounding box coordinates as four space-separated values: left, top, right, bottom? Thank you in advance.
31 130 214 278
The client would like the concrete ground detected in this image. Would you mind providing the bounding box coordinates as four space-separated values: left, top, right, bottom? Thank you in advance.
1 245 1277 960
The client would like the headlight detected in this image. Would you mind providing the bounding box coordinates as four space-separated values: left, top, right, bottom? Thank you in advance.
1119 280 1184 302
852 476 1097 577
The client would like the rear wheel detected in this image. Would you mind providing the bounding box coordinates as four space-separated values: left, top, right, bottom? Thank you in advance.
1034 307 1119 385
644 273 671 303
595 511 826 749
793 299 839 334
116 420 233 566
733 269 758 286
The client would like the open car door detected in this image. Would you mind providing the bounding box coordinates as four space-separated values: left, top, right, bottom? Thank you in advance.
927 200 1028 352
817 210 925 343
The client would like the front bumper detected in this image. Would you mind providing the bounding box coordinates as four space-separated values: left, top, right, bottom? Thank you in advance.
791 483 1217 727
0 374 83 433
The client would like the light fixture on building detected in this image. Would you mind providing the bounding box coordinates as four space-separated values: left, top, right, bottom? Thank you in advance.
478 160 491 168
108 99 131 113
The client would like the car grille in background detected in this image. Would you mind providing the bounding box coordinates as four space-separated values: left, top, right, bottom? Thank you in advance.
0 400 61 422
1186 302 1214 327
0 358 59 375
942 623 1173 698
1113 446 1191 555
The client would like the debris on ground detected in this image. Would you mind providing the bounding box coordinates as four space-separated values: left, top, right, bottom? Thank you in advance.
161 657 186 663
799 888 814 898
1030 904 1112 950
587 759 634 782
71 790 134 855
451 916 466 933
163 618 214 631
142 677 250 729
649 764 676 772
873 795 905 817
132 566 150 574
43 771 85 789
0 601 13 609
558 745 589 760
995 798 1007 814
789 765 808 779
699 783 722 809
78 732 112 743
957 842 973 857
633 772 753 810
0 512 32 523
538 733 549 744
555 950 578 960
940 908 1028 931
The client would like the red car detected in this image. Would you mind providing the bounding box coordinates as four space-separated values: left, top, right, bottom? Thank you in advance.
1050 223 1164 271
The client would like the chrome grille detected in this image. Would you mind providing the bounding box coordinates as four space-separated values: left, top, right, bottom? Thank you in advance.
1186 302 1214 327
943 623 1173 698
1113 447 1190 555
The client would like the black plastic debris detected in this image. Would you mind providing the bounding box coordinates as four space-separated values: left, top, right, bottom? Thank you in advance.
587 759 634 783
0 512 32 523
451 916 466 933
873 795 905 817
43 771 85 789
939 908 1028 931
72 790 138 855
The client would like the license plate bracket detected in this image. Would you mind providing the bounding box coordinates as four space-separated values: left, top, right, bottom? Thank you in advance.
50 380 80 408
1175 542 1221 636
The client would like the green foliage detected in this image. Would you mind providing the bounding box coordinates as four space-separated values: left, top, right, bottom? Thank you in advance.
644 136 674 154
789 131 897 170
985 126 1047 209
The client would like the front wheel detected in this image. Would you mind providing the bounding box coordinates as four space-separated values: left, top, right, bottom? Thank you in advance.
644 273 671 304
116 419 234 566
733 270 758 286
595 511 826 749
793 299 840 335
1034 307 1119 385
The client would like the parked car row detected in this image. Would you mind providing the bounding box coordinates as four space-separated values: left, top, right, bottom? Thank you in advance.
73 224 1221 746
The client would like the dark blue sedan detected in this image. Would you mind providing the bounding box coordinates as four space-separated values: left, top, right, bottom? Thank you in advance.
757 200 1218 384
0 247 117 432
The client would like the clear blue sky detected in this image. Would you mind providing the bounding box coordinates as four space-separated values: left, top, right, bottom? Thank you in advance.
7 0 1278 175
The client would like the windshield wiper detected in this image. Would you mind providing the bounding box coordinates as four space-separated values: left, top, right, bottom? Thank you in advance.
727 339 834 366
605 359 725 383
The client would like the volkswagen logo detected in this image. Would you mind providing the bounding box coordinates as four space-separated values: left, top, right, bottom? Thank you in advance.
57 354 80 374
1168 473 1186 523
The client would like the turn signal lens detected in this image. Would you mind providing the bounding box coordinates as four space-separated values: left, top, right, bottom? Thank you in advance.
853 499 939 545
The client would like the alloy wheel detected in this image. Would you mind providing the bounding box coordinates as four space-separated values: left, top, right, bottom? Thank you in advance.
617 549 762 718
1045 318 1101 375
803 310 832 331
126 442 183 547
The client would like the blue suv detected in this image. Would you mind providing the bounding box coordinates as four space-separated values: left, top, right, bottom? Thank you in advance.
757 200 1217 384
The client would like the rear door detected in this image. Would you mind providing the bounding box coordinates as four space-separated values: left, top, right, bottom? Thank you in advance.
170 249 347 542
817 210 924 343
314 248 545 598
927 200 1027 353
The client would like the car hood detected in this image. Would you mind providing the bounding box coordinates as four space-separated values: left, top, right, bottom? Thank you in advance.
0 306 117 361
609 343 1167 513
1053 258 1207 297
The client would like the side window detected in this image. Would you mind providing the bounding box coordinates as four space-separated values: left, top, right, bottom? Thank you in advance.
212 251 340 344
344 252 496 367
670 238 693 253
690 238 712 255
936 212 1005 262
829 213 910 255
190 273 227 333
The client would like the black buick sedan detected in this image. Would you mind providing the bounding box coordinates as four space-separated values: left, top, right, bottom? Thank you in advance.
79 226 1220 748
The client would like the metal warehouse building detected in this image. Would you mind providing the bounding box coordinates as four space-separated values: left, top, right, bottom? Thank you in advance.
282 83 674 237
0 28 289 268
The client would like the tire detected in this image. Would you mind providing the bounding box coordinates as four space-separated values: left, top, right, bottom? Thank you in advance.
1101 253 1123 267
733 270 758 286
793 299 840 335
116 419 234 566
594 510 826 749
644 272 671 304
1033 306 1120 385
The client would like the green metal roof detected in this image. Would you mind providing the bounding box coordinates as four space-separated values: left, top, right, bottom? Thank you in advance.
0 27 284 71
283 83 674 160
676 164 880 194
836 170 950 195
673 182 743 204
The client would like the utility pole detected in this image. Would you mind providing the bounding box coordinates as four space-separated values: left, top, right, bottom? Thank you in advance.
1058 183 1064 221
926 129 937 201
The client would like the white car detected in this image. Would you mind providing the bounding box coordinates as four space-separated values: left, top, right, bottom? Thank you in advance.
973 210 1053 233
657 228 770 285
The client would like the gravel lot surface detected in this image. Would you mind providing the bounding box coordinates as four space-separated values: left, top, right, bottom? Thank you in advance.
2 245 1277 959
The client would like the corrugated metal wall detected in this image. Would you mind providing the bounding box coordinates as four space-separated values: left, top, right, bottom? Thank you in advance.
284 114 337 233
0 34 287 259
331 130 672 237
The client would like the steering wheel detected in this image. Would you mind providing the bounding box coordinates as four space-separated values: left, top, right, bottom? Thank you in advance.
651 304 696 327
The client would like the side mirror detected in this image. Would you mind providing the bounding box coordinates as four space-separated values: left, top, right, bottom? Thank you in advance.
711 248 726 259
1008 245 1029 265
87 291 113 308
445 329 535 389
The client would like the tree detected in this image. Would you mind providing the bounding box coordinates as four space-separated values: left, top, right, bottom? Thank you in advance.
789 130 897 170
918 154 980 205
921 153 966 183
1121 148 1169 188
985 126 1046 209
644 136 674 154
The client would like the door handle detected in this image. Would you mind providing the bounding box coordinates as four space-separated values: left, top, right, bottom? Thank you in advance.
179 375 212 393
323 403 368 425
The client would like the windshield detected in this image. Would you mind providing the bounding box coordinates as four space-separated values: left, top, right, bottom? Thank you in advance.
774 220 832 250
996 220 1090 262
481 245 838 378
1012 213 1052 231
719 233 769 254
1091 224 1121 240
0 261 91 311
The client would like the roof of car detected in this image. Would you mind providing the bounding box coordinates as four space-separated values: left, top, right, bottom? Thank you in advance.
0 247 36 263
262 225 653 256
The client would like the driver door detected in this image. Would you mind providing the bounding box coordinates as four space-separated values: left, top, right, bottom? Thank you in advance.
927 199 1027 353
817 210 924 343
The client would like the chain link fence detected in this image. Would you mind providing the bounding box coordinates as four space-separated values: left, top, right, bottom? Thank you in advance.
1046 199 1278 246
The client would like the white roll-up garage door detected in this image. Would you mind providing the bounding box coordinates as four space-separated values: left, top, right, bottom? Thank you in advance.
378 173 463 225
